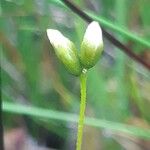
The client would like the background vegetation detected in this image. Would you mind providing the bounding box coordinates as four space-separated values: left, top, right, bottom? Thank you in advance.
1 0 150 149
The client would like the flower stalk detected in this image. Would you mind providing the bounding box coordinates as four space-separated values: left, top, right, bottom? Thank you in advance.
76 69 87 150
47 21 103 150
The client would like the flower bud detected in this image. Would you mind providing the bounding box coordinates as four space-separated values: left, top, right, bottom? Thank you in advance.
80 21 103 69
47 29 82 76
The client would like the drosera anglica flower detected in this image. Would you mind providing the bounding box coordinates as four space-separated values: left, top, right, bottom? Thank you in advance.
47 29 82 76
46 21 104 150
80 21 103 69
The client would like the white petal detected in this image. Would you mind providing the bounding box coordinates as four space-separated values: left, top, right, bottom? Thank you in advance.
46 29 71 50
83 21 103 48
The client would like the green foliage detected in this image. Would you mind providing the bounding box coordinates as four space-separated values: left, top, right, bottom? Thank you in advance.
3 102 150 139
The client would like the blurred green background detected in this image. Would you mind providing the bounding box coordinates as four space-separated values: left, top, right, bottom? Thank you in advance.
1 0 150 149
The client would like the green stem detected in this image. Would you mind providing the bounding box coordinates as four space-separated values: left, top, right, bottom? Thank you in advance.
76 70 87 150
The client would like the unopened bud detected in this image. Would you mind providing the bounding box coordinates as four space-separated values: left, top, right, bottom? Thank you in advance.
80 21 103 69
47 29 82 76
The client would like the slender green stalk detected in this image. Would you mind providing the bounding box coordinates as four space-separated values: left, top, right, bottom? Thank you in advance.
76 70 87 150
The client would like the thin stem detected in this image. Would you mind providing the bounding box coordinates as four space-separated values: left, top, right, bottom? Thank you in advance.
76 70 87 150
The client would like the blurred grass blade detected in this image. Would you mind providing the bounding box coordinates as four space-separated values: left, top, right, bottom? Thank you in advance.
49 0 150 47
3 102 150 139
48 0 65 6
86 11 150 47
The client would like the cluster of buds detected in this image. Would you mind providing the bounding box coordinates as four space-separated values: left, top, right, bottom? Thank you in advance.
47 21 103 76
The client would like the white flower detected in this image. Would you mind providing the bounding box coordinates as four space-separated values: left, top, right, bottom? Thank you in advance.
47 29 71 52
80 21 103 69
46 29 82 76
83 21 103 49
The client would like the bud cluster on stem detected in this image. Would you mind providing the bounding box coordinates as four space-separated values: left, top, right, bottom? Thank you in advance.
47 21 104 150
47 21 103 75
